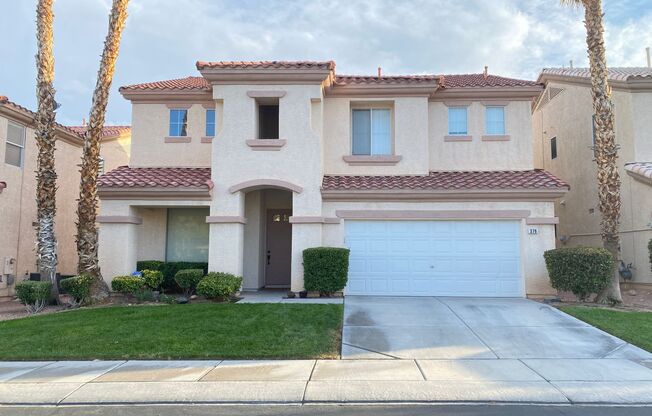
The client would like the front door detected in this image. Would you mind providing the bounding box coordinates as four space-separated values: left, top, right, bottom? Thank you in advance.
265 209 292 287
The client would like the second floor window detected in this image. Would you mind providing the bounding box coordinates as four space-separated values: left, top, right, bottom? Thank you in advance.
352 108 391 155
448 107 468 135
5 121 25 168
169 109 188 137
551 136 557 160
485 106 505 135
205 109 215 137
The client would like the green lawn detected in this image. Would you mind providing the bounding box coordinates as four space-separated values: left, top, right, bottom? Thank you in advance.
0 303 343 360
560 306 652 352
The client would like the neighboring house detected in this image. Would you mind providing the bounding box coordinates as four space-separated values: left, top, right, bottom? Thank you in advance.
0 95 131 297
533 67 652 287
98 60 568 298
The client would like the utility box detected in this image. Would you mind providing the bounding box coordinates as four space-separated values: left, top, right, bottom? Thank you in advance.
3 257 16 276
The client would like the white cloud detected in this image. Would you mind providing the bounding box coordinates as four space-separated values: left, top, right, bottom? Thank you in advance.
0 0 648 123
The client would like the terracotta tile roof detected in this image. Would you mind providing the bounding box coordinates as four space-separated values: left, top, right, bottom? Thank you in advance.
98 166 212 189
438 74 540 88
335 75 440 86
67 125 131 139
540 67 652 82
119 76 210 92
196 60 335 70
322 170 568 191
625 162 652 182
0 95 84 138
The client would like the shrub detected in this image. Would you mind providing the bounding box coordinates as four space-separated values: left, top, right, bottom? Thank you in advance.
111 275 146 295
544 247 613 301
174 269 204 297
137 261 208 292
649 239 652 273
15 281 52 313
196 272 242 300
59 274 93 305
142 269 164 290
303 247 350 295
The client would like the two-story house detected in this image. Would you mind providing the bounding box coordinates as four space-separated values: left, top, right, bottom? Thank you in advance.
533 67 652 288
0 95 131 297
97 61 568 298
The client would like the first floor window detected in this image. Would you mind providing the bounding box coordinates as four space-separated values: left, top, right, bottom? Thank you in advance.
98 157 105 175
448 107 468 135
205 109 216 137
5 121 25 167
166 208 209 262
551 136 557 160
352 108 391 155
169 109 188 137
485 106 505 135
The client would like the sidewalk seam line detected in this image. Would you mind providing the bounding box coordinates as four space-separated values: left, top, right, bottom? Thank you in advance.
414 359 427 381
519 359 572 404
437 297 499 359
56 382 87 405
341 342 400 359
302 360 317 403
601 342 628 359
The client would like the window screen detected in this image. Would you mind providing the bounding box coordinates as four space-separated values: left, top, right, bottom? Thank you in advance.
166 208 209 262
448 107 468 135
5 121 25 167
352 108 391 155
485 106 505 135
169 109 188 137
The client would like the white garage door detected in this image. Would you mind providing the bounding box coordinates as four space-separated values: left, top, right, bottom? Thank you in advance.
345 220 523 297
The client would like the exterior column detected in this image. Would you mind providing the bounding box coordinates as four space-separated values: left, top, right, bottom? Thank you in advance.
97 207 140 285
289 188 323 292
208 188 245 276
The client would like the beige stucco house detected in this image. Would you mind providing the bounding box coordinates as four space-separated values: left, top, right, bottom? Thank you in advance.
533 67 652 287
97 60 569 298
0 95 131 297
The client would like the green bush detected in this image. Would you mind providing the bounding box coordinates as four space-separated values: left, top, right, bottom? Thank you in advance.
303 247 350 295
544 247 614 301
111 275 146 295
196 272 242 300
174 269 204 297
137 261 208 292
15 281 52 305
141 270 164 290
59 274 93 304
648 239 652 273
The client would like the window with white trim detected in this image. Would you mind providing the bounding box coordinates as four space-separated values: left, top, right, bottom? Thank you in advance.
485 106 505 135
168 109 188 137
205 109 215 137
98 156 105 175
5 121 25 167
352 108 391 155
447 107 468 135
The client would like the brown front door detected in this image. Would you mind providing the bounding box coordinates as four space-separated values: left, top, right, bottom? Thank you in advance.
265 209 292 287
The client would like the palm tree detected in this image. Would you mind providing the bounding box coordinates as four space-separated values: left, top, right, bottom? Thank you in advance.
34 0 59 300
562 0 622 303
76 0 129 299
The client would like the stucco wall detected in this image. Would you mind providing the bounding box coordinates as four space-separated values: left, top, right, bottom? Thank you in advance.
101 135 131 172
322 97 430 175
429 100 534 171
129 103 212 168
533 82 652 283
0 114 85 296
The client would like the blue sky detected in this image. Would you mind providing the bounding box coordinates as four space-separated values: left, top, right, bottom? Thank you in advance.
1 0 650 125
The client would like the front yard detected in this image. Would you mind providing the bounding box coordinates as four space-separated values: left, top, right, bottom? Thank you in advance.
0 303 343 360
561 306 652 352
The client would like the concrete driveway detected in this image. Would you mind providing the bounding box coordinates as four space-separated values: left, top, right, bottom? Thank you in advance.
342 296 652 360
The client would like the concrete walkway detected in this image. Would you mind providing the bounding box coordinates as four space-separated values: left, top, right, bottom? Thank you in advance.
1 358 652 405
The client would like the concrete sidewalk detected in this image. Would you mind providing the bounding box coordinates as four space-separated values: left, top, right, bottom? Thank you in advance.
1 358 652 405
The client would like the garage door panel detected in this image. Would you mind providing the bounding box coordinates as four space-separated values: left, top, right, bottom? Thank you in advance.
345 220 523 297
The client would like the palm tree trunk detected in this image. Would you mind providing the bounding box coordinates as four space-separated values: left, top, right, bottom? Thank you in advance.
35 0 59 301
77 0 129 300
582 0 622 304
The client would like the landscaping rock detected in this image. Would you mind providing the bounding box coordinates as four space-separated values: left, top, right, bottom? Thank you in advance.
307 291 320 298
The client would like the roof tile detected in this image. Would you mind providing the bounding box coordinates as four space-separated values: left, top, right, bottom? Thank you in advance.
119 76 210 92
196 60 335 70
540 67 652 82
98 166 212 189
67 125 131 139
322 170 568 191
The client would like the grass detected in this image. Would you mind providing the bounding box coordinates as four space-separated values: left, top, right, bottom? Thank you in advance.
0 303 343 360
560 306 652 352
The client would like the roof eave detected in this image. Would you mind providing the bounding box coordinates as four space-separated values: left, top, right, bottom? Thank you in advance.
98 186 212 201
0 103 83 146
197 67 332 85
432 85 543 101
119 89 212 103
320 188 568 202
326 83 440 98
